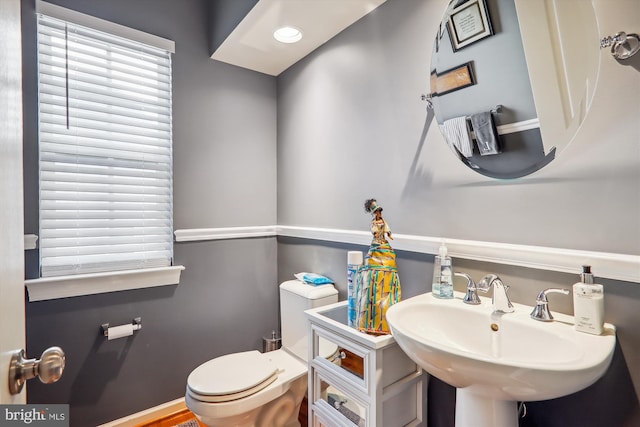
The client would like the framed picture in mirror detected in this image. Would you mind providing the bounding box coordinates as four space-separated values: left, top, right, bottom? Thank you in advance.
430 62 476 97
447 0 493 51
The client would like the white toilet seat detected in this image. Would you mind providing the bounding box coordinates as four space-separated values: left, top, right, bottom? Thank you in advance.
186 349 308 424
187 350 279 403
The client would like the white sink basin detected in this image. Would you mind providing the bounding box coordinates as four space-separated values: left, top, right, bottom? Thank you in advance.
386 291 616 426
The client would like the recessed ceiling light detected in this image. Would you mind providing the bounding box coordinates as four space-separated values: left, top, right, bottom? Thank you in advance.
273 26 303 44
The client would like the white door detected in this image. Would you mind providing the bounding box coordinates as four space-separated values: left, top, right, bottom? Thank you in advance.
0 0 27 404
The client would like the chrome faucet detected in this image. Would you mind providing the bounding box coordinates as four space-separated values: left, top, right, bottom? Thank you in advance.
530 288 571 321
477 274 514 314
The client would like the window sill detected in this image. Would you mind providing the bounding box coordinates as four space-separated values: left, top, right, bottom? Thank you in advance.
25 265 185 302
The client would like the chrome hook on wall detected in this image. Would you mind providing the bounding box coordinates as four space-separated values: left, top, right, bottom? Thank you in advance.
600 31 640 60
420 93 433 110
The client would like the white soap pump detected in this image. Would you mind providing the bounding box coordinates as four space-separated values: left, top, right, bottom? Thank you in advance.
572 265 604 335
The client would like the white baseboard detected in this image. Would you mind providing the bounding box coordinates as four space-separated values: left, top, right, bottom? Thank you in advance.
97 397 186 427
174 225 640 283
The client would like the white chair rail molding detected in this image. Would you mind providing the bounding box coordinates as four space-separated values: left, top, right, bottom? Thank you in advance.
172 225 640 284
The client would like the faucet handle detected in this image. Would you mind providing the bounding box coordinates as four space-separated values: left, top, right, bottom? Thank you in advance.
530 288 571 322
455 272 481 305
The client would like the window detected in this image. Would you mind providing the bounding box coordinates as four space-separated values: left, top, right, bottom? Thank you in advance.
37 12 174 277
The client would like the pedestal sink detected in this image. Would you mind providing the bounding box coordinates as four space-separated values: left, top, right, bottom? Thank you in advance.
385 292 616 427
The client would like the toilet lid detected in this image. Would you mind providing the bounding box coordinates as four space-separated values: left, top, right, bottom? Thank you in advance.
187 351 279 402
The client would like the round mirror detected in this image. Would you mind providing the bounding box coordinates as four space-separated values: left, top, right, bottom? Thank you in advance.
430 0 599 179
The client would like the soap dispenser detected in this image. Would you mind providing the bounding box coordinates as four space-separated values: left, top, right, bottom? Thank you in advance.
432 241 453 299
572 265 604 335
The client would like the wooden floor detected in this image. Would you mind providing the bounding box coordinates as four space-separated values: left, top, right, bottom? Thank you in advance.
136 399 308 427
134 409 205 427
299 395 308 427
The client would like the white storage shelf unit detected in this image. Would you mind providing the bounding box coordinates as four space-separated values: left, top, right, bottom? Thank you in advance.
306 301 425 427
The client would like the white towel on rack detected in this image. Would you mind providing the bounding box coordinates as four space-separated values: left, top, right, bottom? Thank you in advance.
440 116 473 158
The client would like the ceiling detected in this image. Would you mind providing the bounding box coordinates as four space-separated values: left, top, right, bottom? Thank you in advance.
210 0 387 76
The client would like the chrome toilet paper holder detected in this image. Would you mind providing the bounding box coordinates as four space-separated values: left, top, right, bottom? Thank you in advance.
102 317 142 340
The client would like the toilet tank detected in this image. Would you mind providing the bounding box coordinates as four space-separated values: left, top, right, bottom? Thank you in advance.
279 280 338 362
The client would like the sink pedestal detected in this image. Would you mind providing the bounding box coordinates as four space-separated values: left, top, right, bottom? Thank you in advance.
456 389 518 427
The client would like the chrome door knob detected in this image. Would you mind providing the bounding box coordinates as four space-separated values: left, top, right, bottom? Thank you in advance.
37 346 66 384
8 346 66 395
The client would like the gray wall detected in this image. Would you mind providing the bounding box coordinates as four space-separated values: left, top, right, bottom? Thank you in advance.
278 240 640 427
21 0 278 425
207 0 258 55
277 0 640 425
27 238 278 426
19 0 640 426
276 0 640 255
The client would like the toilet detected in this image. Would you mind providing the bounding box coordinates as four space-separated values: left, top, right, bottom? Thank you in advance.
185 280 338 427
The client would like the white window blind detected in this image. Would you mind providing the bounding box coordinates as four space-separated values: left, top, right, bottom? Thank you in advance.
37 14 174 277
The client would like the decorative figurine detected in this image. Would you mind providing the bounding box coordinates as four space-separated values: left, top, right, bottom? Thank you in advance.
355 198 402 335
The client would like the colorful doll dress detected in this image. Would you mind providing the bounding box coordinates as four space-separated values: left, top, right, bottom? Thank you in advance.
355 218 402 335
